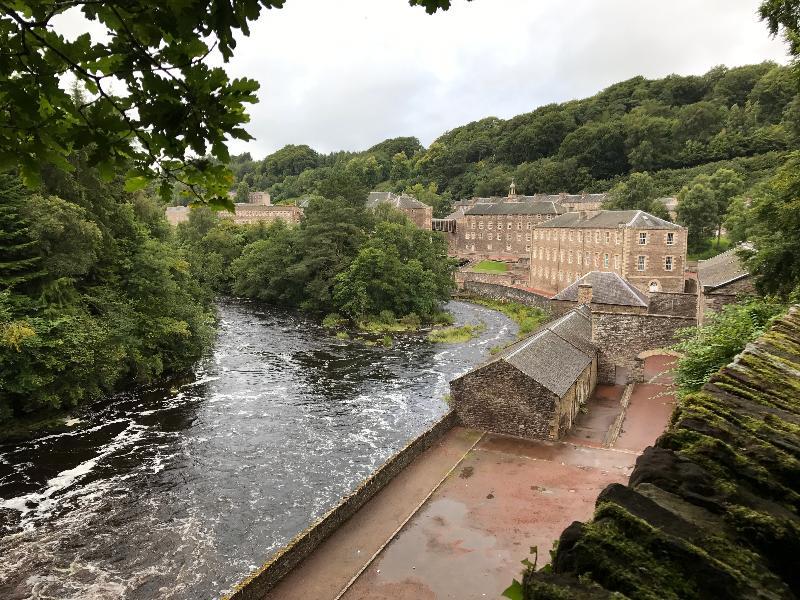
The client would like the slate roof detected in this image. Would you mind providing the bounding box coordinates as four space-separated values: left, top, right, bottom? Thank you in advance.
542 210 682 230
473 306 596 398
553 271 649 308
366 192 429 210
697 247 751 291
464 201 565 216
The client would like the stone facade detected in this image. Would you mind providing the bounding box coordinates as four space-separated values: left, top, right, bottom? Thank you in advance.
222 204 303 225
696 247 756 324
453 201 564 260
451 307 597 441
226 190 271 205
648 291 699 318
529 210 687 295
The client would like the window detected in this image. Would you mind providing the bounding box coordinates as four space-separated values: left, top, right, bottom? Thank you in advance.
487 243 493 251
577 252 582 265
584 251 590 264
506 244 512 251
603 253 609 268
546 231 551 240
595 231 600 243
614 254 620 270
577 231 582 242
525 245 531 252
666 232 674 245
560 249 565 262
558 271 563 281
539 248 543 259
516 233 522 241
527 222 532 230
546 249 550 261
637 255 646 271
479 222 484 229
471 221 475 229
605 231 610 243
517 222 522 230
665 256 673 271
639 232 647 245
478 232 483 240
506 233 512 241
561 231 566 241
488 221 493 229
569 231 573 241
616 231 621 245
649 280 660 292
594 252 599 267
545 267 549 278
525 233 531 242
568 250 573 264
507 222 512 230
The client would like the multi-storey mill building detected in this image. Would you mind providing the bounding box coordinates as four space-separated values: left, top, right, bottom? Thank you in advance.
529 209 687 295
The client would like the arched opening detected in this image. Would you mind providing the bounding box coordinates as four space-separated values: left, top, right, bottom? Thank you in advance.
648 280 660 292
636 349 681 383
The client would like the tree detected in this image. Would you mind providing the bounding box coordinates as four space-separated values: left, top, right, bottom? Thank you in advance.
677 179 717 252
708 168 745 246
405 182 451 218
0 1 459 204
235 181 251 204
743 152 800 296
0 176 44 293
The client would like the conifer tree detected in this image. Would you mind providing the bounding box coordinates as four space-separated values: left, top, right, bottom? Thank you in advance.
0 175 43 293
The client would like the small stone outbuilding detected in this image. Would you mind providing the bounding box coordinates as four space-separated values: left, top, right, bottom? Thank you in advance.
697 246 756 323
552 271 650 315
450 306 597 441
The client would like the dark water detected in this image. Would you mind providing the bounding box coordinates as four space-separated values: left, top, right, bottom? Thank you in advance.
0 300 515 600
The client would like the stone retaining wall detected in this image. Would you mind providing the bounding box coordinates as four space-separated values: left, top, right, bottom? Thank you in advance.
224 410 459 600
460 282 552 311
592 311 696 383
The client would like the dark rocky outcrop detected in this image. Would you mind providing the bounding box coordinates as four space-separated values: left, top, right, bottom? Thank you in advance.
522 306 800 600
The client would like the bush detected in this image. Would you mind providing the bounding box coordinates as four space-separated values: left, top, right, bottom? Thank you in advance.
674 297 786 394
322 313 346 328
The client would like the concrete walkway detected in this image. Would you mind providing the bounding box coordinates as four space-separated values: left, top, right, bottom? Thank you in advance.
262 427 482 600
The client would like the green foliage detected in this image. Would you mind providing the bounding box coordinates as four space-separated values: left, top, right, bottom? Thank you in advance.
466 298 548 338
674 297 786 395
0 161 215 427
333 221 455 320
741 152 800 296
427 323 485 343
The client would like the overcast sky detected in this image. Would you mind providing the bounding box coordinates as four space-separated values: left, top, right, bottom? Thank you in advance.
215 0 787 158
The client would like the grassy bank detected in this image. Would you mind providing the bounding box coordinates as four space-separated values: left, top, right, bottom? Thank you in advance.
465 297 548 338
471 260 508 274
427 323 486 343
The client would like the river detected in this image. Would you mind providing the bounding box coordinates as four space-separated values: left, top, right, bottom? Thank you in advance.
0 299 516 600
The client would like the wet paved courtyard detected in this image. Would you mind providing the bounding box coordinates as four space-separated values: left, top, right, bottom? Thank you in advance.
258 355 677 600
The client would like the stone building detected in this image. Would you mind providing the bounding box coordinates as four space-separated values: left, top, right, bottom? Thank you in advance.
435 190 608 260
697 246 755 323
529 210 687 295
222 204 303 225
453 200 565 260
450 306 597 441
366 191 433 230
165 200 302 227
227 190 271 205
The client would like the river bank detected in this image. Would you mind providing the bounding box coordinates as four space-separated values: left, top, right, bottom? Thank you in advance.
0 299 516 600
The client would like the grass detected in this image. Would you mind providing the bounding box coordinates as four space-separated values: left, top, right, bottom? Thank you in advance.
687 236 732 261
471 260 508 274
427 323 486 343
466 297 548 338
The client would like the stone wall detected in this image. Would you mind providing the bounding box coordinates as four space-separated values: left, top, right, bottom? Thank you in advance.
592 311 695 383
647 291 698 318
224 410 459 600
521 306 800 600
451 361 560 440
460 282 552 311
455 270 518 289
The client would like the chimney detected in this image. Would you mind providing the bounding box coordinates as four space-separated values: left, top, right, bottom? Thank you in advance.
578 210 587 221
577 283 593 305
